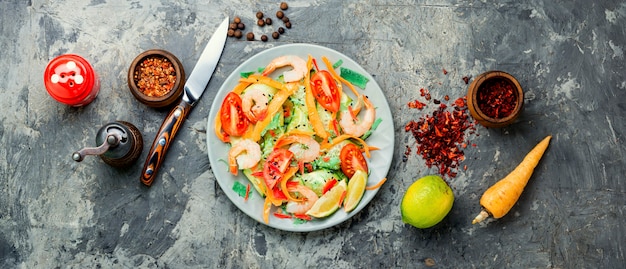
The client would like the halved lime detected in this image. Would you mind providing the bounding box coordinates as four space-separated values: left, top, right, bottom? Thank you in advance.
306 180 347 218
343 170 367 212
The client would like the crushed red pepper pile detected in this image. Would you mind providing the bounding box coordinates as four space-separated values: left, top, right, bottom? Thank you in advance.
404 87 477 178
134 57 176 97
476 78 517 119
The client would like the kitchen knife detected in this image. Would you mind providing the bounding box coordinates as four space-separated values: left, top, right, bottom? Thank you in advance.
141 17 229 186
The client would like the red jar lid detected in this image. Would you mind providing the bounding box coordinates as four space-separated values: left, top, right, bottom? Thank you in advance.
44 54 99 106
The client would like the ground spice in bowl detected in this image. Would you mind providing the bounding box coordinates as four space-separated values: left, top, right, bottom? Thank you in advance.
135 56 177 97
127 49 185 108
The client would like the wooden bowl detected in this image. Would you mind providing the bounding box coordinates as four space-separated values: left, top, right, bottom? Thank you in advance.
127 49 185 108
466 71 523 128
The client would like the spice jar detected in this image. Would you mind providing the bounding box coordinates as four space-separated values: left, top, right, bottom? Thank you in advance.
44 54 100 107
128 49 185 108
466 71 523 128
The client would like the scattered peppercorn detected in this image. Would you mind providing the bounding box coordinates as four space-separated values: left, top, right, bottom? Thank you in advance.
246 32 255 41
234 30 243 38
272 31 280 39
257 19 265 26
261 35 268 42
280 2 288 10
227 29 235 37
229 23 237 30
282 16 289 23
278 27 285 34
256 11 264 19
265 18 272 25
237 23 245 30
285 21 291 28
233 17 241 24
276 10 284 19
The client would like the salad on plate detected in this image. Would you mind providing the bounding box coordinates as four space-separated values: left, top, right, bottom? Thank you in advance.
212 50 387 226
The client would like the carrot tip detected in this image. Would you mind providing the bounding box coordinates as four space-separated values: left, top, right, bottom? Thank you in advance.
472 210 489 225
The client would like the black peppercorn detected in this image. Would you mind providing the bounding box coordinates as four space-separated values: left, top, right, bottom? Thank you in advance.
285 21 291 28
278 27 285 34
234 30 243 39
246 32 254 41
261 35 268 42
257 19 265 26
227 29 235 37
233 17 241 24
265 18 272 25
237 23 245 30
272 32 280 39
282 16 289 23
276 11 284 19
280 2 288 10
229 23 237 30
256 11 264 19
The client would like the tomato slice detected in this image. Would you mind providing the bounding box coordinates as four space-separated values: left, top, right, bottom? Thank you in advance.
310 70 341 113
340 143 368 178
220 92 248 136
263 148 294 190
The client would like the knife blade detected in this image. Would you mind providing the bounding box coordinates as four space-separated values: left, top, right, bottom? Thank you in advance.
140 17 229 186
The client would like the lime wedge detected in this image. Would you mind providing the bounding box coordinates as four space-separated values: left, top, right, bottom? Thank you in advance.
343 170 368 212
306 180 347 218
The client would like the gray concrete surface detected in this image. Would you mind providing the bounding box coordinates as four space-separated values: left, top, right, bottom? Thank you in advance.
1 0 625 268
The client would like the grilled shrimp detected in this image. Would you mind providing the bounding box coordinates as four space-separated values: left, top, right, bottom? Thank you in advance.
285 184 319 215
339 96 376 137
261 55 308 82
241 86 269 123
228 139 262 175
274 134 321 163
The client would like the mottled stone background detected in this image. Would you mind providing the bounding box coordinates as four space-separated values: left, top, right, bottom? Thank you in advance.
1 0 624 268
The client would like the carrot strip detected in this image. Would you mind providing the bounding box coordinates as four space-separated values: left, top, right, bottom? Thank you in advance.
214 109 229 143
322 56 360 98
473 135 552 224
365 177 387 190
305 55 329 140
280 167 302 202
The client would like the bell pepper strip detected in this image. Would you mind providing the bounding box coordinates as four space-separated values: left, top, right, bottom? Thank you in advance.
240 74 287 91
322 178 338 194
273 212 292 219
305 55 329 140
322 134 374 158
232 81 253 95
322 56 360 98
365 177 387 191
293 213 312 221
280 167 302 202
244 184 251 201
214 109 230 143
245 82 298 142
263 196 272 224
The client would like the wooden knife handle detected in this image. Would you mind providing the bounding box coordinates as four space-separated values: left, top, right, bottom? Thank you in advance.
141 100 192 186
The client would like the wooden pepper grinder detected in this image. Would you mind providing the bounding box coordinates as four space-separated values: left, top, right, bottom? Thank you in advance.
72 121 143 168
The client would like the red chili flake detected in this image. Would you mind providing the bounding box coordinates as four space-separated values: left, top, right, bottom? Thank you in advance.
419 88 432 101
444 95 450 101
462 76 471 84
404 96 476 178
135 57 176 97
443 68 448 75
476 78 517 119
273 212 292 219
407 99 426 110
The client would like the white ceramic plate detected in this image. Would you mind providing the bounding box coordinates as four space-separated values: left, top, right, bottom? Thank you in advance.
206 44 394 232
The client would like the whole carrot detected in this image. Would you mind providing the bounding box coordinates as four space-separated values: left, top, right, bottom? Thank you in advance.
472 135 552 224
